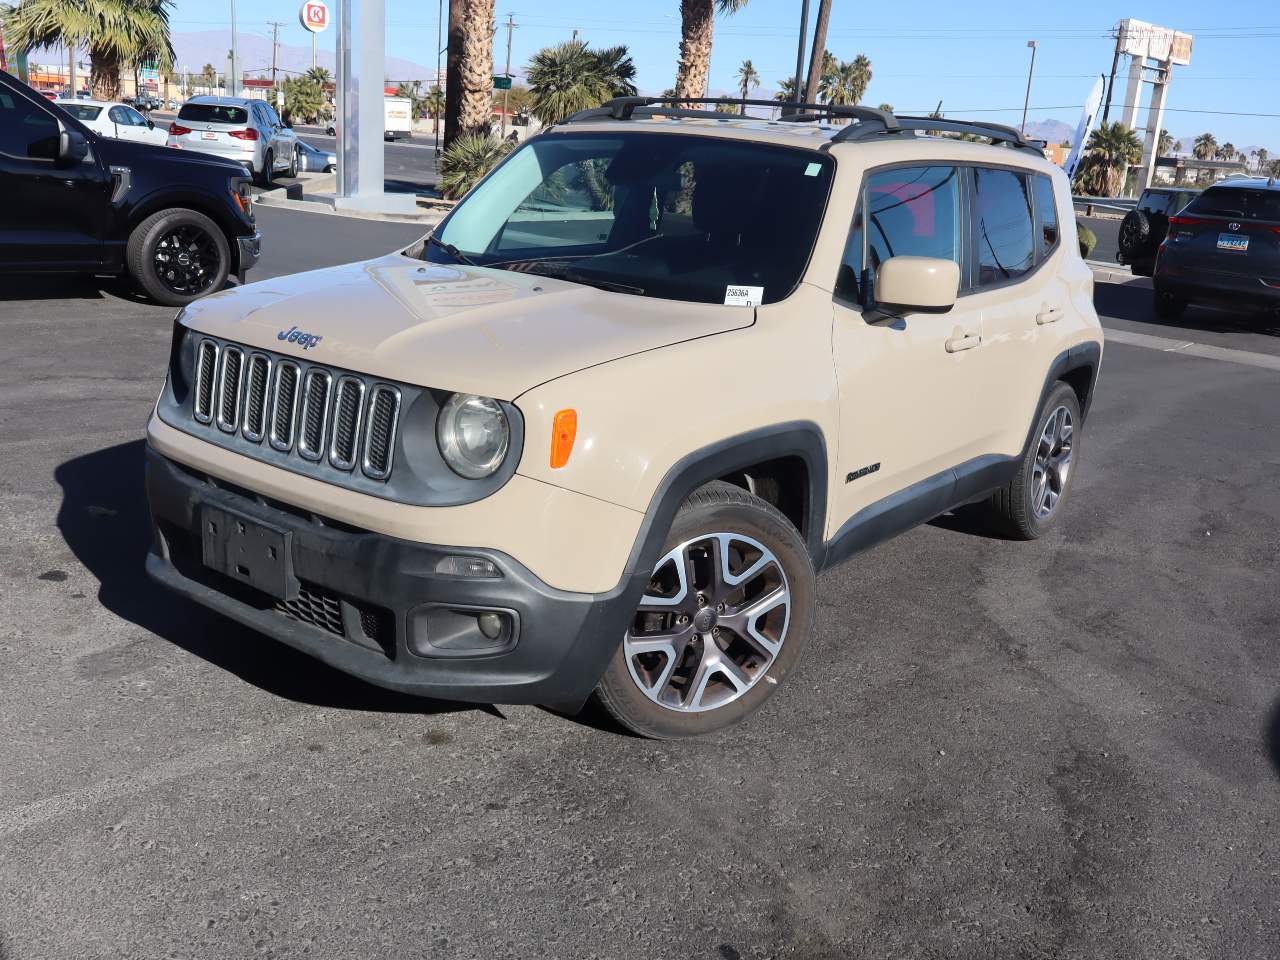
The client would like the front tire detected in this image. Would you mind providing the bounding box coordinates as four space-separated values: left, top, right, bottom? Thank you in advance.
126 208 230 307
986 382 1081 540
286 145 298 178
594 482 815 739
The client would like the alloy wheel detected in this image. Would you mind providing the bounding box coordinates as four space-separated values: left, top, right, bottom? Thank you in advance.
1031 405 1073 519
152 225 220 296
624 532 791 713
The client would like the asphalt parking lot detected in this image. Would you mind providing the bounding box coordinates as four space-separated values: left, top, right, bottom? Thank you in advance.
2 207 1278 959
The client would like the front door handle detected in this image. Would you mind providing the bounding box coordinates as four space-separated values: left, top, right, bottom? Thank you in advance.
1036 305 1064 325
945 329 981 353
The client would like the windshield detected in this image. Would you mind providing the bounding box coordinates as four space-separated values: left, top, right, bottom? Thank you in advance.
428 132 835 304
1137 192 1177 215
178 103 249 125
1185 187 1280 221
60 104 102 121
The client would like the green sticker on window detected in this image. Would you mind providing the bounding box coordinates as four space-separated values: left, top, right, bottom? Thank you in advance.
804 162 821 177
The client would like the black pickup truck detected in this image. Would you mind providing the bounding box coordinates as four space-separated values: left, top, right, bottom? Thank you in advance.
0 69 260 306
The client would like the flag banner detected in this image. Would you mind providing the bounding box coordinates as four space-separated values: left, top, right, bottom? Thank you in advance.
1065 77 1105 181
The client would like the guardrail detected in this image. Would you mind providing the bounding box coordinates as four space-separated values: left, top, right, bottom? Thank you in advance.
1072 195 1137 216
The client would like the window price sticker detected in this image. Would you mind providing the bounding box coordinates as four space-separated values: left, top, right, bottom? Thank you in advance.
724 285 764 307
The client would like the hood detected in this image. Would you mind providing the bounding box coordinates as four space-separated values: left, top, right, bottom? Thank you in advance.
179 253 755 399
94 135 247 174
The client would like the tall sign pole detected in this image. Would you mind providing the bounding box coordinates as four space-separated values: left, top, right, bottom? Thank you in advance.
229 0 240 96
500 13 515 138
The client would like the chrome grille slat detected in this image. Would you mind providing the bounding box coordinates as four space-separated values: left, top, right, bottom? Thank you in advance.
269 361 300 452
193 339 219 424
241 354 272 443
327 376 366 471
362 385 401 481
215 347 244 434
297 368 333 462
186 337 403 486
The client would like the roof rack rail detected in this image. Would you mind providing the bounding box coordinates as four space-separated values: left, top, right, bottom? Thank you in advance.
562 97 1042 156
564 96 900 130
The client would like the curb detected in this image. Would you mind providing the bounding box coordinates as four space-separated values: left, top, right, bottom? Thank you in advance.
253 191 445 226
1088 261 1153 290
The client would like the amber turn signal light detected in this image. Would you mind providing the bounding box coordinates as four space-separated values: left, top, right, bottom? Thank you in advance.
550 409 577 469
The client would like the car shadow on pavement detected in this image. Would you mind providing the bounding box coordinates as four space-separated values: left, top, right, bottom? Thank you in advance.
54 439 485 717
1095 283 1280 338
0 275 145 303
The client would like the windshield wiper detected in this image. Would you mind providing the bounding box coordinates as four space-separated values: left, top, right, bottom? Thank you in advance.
426 233 477 266
499 259 644 296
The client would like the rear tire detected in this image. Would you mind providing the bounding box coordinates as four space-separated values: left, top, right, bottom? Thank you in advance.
259 150 274 187
126 208 230 307
985 382 1081 541
593 482 815 739
286 145 298 178
1153 288 1188 319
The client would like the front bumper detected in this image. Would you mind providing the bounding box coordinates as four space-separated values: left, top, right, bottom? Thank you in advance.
145 447 643 708
235 231 262 275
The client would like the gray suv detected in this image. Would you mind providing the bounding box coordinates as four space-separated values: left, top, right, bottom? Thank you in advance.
166 96 299 186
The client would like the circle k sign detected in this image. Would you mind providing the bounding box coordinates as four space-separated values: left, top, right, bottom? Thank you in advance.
299 0 329 33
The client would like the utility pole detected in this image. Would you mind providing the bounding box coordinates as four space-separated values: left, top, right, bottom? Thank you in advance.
789 0 810 117
444 0 464 149
1020 40 1037 136
1102 24 1121 124
269 20 285 111
228 0 240 96
500 13 515 138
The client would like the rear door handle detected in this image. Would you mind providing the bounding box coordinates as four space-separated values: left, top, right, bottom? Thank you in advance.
1036 305 1064 325
945 330 981 353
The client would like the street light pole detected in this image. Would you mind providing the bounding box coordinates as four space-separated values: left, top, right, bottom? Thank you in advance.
1020 40 1038 136
228 0 239 96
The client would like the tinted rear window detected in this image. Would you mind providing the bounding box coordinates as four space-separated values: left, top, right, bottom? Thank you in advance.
61 104 102 121
1185 187 1280 221
178 103 248 125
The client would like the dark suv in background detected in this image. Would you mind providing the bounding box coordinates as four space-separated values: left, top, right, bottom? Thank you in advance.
0 69 260 306
1153 178 1280 319
1117 186 1200 277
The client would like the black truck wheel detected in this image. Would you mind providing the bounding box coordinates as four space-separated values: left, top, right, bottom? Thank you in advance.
126 208 230 307
1118 209 1151 259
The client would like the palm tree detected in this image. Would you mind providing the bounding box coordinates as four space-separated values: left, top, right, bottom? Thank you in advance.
440 131 513 199
526 39 636 126
801 0 832 105
771 78 794 119
1255 148 1269 174
1217 141 1235 162
816 50 839 102
305 66 332 88
199 62 217 92
1193 133 1217 161
735 58 759 115
823 55 872 116
1082 121 1142 196
4 0 174 100
1158 129 1175 157
877 103 893 113
456 0 496 137
674 0 748 103
425 84 446 133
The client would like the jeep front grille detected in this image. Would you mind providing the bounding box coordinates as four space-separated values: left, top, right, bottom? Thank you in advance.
192 337 400 484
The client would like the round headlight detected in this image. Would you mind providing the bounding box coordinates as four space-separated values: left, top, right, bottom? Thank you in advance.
437 394 510 479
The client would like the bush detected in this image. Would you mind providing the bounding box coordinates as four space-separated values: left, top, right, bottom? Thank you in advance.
1077 222 1098 259
440 133 513 200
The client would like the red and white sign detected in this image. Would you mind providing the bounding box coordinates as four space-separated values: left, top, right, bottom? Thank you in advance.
299 1 329 33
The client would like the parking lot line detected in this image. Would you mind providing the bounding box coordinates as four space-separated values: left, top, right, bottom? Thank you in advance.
1103 327 1280 372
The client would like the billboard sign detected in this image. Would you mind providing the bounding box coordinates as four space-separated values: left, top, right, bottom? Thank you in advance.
300 1 330 33
1117 19 1193 65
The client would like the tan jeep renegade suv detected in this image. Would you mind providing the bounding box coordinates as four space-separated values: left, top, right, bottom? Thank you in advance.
146 98 1103 738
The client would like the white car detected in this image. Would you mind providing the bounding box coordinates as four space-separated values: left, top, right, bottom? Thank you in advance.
56 99 168 146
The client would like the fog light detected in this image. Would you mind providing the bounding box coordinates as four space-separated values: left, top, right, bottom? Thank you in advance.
408 605 518 658
435 555 500 578
477 612 503 640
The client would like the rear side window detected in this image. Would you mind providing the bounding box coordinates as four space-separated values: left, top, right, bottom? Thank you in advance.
973 167 1035 286
1185 187 1280 221
62 104 103 121
1032 174 1059 255
178 103 249 125
838 165 962 301
0 92 60 160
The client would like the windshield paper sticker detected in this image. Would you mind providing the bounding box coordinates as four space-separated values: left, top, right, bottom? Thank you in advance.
804 162 822 176
724 285 764 307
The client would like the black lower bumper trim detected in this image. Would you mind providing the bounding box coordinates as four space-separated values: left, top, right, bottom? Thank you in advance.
145 447 642 708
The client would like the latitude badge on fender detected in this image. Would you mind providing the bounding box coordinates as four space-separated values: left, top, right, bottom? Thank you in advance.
846 462 881 483
277 326 324 350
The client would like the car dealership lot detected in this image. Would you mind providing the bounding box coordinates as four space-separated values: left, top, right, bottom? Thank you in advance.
1 207 1278 958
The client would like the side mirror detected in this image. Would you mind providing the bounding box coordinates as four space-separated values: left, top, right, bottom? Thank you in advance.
146 118 155 129
57 129 89 166
874 256 960 314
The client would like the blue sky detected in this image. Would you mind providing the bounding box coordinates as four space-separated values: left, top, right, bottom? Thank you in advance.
169 0 1279 148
